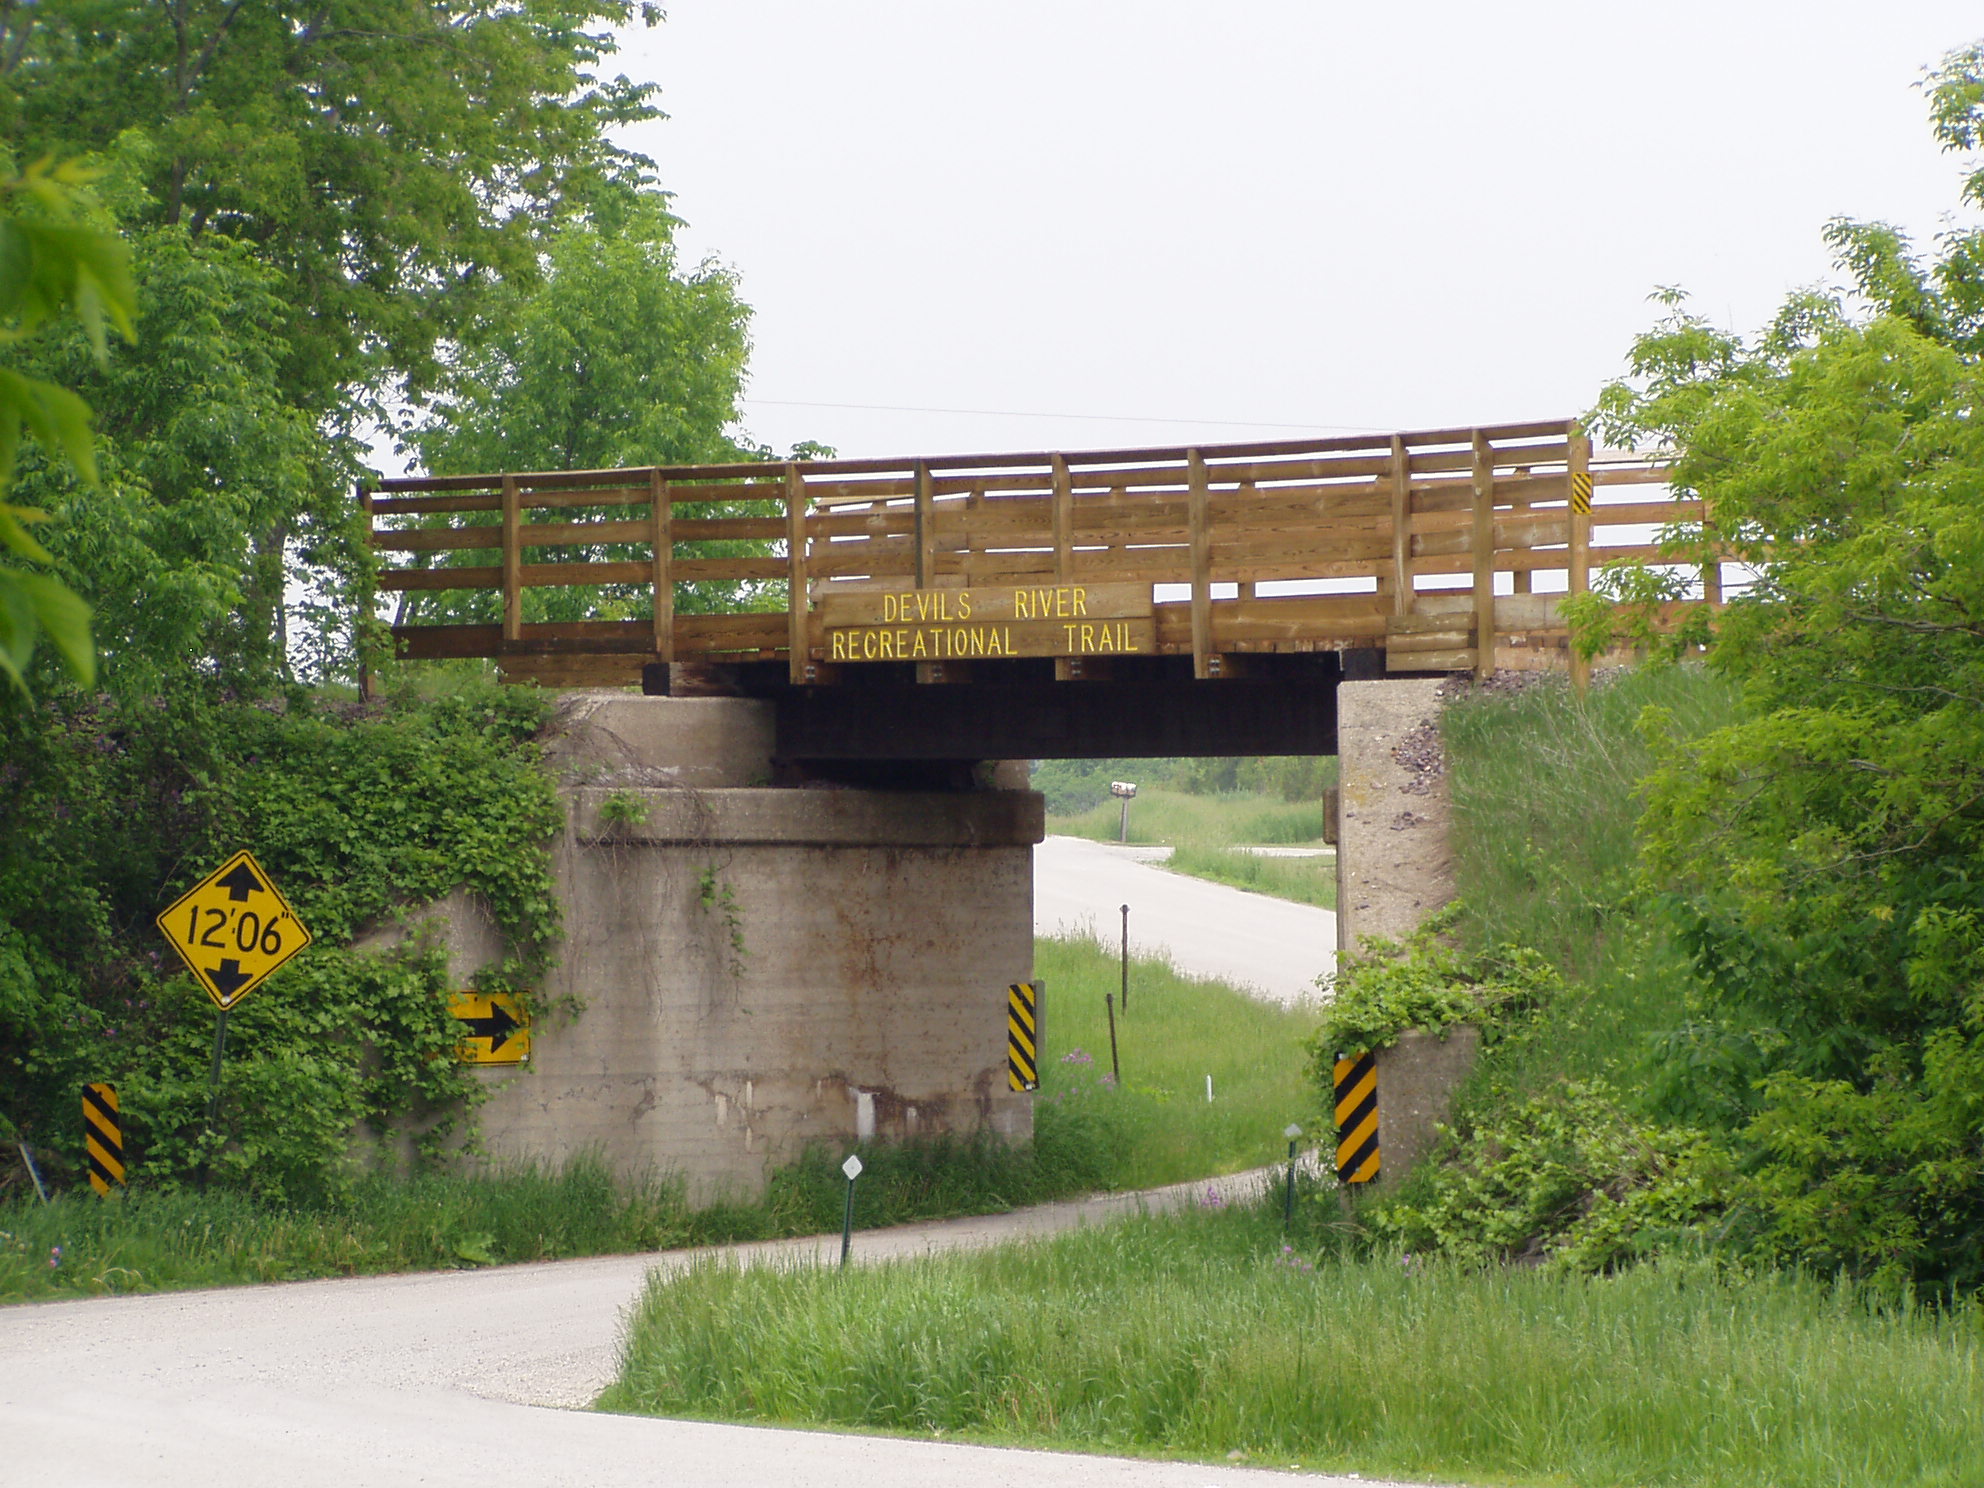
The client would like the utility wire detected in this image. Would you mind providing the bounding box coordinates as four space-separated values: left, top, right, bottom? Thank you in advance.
740 397 1385 434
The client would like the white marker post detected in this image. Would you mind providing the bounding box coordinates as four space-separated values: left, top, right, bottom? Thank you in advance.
839 1153 863 1268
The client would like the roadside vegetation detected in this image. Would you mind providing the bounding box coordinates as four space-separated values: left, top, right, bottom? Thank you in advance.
1 934 1310 1302
607 1202 1984 1488
605 52 1984 1484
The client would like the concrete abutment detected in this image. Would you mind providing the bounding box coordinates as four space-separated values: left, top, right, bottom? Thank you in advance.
384 695 1041 1201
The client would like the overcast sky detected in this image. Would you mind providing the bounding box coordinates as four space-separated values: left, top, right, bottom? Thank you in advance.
608 2 1984 463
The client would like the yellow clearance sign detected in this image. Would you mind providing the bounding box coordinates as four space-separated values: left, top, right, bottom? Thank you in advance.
156 850 313 1011
448 991 531 1066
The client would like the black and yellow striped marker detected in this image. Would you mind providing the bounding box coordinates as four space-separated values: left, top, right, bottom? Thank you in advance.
84 1082 125 1197
1007 981 1040 1091
1570 470 1593 516
1332 1051 1379 1184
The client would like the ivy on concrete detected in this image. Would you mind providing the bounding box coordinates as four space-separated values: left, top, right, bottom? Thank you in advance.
0 677 563 1202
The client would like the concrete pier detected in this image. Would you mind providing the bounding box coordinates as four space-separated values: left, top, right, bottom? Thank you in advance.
389 695 1042 1200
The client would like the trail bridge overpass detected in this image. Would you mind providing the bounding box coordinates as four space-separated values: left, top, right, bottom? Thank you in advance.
367 419 1690 762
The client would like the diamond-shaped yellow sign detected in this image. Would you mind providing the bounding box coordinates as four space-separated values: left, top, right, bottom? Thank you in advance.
156 850 313 1011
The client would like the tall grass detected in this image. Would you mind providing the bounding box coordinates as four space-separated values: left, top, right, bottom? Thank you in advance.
1441 666 1745 1088
604 1201 1984 1488
0 1161 728 1301
1 938 1312 1303
1033 935 1316 1188
1049 789 1324 847
1164 844 1336 910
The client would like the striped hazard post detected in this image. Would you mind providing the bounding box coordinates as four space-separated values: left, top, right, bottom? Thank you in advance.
83 1082 126 1198
1007 981 1040 1091
1570 470 1594 516
1332 1051 1380 1184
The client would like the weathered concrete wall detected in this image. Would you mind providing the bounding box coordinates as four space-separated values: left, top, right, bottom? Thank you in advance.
1373 1026 1479 1181
1334 679 1469 1188
1334 678 1454 955
385 695 1042 1200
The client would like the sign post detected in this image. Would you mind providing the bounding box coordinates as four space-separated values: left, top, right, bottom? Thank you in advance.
156 850 312 1140
839 1153 863 1268
1283 1122 1303 1230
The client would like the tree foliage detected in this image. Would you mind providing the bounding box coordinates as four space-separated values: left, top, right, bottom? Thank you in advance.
0 1 684 691
0 153 136 692
1575 42 1984 1289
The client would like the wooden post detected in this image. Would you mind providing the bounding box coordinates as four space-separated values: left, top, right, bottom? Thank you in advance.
649 469 673 661
1051 453 1073 578
786 462 809 684
1470 431 1495 680
1187 448 1213 679
1568 427 1592 692
500 474 521 645
913 459 935 589
1510 466 1532 595
356 482 375 699
1700 494 1722 608
1052 454 1079 680
1389 434 1411 617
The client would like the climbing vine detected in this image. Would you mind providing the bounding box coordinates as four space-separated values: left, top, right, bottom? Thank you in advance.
0 676 564 1202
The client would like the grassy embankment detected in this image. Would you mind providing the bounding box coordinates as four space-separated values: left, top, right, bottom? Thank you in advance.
1 935 1312 1302
607 670 1984 1485
602 1201 1984 1488
1049 788 1337 911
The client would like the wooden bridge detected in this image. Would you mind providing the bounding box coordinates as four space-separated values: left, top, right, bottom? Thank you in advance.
365 419 1693 761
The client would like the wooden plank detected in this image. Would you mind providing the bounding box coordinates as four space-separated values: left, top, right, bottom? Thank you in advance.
651 470 673 661
1470 432 1494 680
372 524 506 553
377 564 501 592
914 461 935 587
498 654 647 689
1569 426 1592 692
786 463 808 684
825 616 1156 664
369 490 502 517
1050 453 1074 579
1188 449 1212 679
817 582 1150 626
1389 433 1410 615
1388 647 1475 673
500 474 521 644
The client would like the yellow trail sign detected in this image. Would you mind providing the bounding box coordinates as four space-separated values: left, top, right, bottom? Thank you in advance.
448 991 531 1065
156 850 312 1011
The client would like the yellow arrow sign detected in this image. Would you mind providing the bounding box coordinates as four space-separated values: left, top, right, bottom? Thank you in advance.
156 850 312 1011
448 991 531 1066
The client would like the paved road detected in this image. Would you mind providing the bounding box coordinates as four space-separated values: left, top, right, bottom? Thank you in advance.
1034 835 1336 1005
2 1170 1419 1488
3 846 1374 1487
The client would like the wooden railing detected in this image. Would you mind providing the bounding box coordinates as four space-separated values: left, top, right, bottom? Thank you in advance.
365 419 1693 688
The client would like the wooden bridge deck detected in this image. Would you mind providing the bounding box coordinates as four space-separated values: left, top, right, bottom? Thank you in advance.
367 418 1692 692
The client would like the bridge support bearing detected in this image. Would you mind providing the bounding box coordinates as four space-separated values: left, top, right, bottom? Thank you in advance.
373 695 1043 1201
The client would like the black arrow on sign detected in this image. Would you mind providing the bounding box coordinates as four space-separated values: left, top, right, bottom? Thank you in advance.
207 959 252 1002
215 862 266 902
459 1001 521 1054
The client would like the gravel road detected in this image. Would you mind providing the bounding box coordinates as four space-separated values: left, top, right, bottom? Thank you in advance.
1034 835 1336 1005
1 840 1393 1487
2 1169 1423 1488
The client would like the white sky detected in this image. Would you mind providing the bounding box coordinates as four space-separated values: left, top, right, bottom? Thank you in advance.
611 1 1984 463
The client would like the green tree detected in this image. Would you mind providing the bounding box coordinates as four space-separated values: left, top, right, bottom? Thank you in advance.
0 2 669 685
1584 42 1984 1288
402 206 781 625
0 155 137 692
